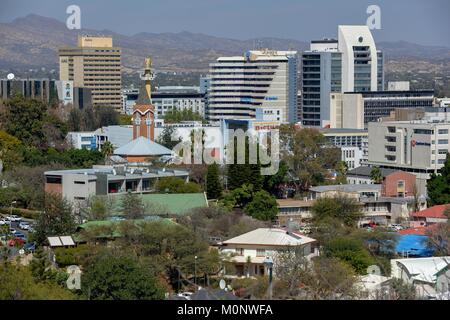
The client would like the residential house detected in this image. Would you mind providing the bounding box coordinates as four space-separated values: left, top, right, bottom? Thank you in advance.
220 228 317 278
391 256 450 298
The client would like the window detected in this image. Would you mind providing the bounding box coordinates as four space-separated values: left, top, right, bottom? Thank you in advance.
74 181 86 185
438 139 448 145
413 129 433 134
438 149 448 155
256 249 266 257
438 129 449 135
235 248 244 256
397 180 405 188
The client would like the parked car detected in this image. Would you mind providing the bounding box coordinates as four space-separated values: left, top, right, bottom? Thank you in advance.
6 215 22 222
23 242 36 253
8 238 26 247
10 228 17 235
19 222 30 230
14 232 26 239
0 219 11 225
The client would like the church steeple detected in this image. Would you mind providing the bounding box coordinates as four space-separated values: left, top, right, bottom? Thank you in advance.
133 57 155 141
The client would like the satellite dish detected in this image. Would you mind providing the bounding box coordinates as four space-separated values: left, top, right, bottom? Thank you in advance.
219 279 226 290
7 73 15 80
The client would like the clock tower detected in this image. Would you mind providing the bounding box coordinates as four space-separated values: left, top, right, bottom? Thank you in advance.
132 57 156 141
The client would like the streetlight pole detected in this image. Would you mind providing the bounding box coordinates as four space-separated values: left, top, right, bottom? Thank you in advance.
194 255 198 290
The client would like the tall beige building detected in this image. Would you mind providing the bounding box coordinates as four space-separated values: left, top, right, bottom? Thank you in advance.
59 36 122 111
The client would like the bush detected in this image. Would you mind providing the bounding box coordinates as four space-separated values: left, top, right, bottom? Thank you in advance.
54 245 88 267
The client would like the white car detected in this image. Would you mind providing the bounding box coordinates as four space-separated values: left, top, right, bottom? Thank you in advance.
7 215 22 222
0 219 11 225
19 222 30 230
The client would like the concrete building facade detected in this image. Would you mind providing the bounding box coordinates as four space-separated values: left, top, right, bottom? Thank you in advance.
207 49 298 123
59 36 122 111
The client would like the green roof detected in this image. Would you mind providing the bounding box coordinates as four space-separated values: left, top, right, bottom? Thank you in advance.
107 193 208 216
74 217 175 241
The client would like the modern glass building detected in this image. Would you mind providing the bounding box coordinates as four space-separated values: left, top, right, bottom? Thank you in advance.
301 25 384 127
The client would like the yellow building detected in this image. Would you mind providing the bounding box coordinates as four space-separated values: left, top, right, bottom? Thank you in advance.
59 36 122 111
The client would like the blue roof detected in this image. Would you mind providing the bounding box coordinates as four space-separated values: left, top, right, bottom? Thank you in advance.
395 234 435 257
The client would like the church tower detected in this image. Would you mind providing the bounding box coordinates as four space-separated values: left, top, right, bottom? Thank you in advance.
132 57 155 141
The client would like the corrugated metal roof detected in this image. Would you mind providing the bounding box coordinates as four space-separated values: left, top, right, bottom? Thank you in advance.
114 137 172 156
223 228 316 246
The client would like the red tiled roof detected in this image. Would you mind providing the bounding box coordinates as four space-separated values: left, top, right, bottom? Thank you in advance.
399 224 440 236
412 204 450 219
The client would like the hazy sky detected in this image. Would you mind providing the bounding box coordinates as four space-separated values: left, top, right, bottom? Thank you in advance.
1 0 449 46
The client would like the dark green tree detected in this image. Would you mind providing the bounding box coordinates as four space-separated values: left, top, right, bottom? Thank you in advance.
206 163 223 199
244 190 278 221
311 195 363 227
427 153 450 205
370 166 383 184
157 126 182 150
30 248 54 281
81 253 165 300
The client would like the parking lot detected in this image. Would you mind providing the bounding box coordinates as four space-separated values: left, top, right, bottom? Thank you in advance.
0 214 36 256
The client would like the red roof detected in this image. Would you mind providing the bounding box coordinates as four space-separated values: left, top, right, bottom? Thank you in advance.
399 224 440 236
412 204 450 219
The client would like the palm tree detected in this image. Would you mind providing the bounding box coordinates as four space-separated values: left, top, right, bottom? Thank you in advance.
101 141 114 164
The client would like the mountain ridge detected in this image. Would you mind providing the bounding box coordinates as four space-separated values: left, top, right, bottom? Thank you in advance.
0 14 449 72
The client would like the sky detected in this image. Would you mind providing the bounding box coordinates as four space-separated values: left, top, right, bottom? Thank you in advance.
0 0 449 46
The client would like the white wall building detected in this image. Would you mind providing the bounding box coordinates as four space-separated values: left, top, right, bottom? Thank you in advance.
341 146 364 170
220 228 317 278
391 256 450 298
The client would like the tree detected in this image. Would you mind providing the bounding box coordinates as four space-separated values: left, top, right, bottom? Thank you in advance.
157 126 181 150
101 141 114 162
206 163 222 199
335 161 348 184
155 177 202 193
35 193 77 245
227 136 263 191
30 247 55 282
0 130 23 171
121 191 145 220
279 125 340 192
323 237 375 274
81 253 165 300
311 195 363 227
163 108 204 123
370 166 383 184
427 154 450 205
86 196 109 221
0 262 75 300
244 190 278 221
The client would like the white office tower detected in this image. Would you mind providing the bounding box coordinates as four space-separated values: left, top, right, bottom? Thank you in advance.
338 25 380 92
207 49 298 123
301 25 383 127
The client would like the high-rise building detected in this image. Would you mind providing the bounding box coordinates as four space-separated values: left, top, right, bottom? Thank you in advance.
59 35 122 111
301 25 384 127
207 49 298 123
